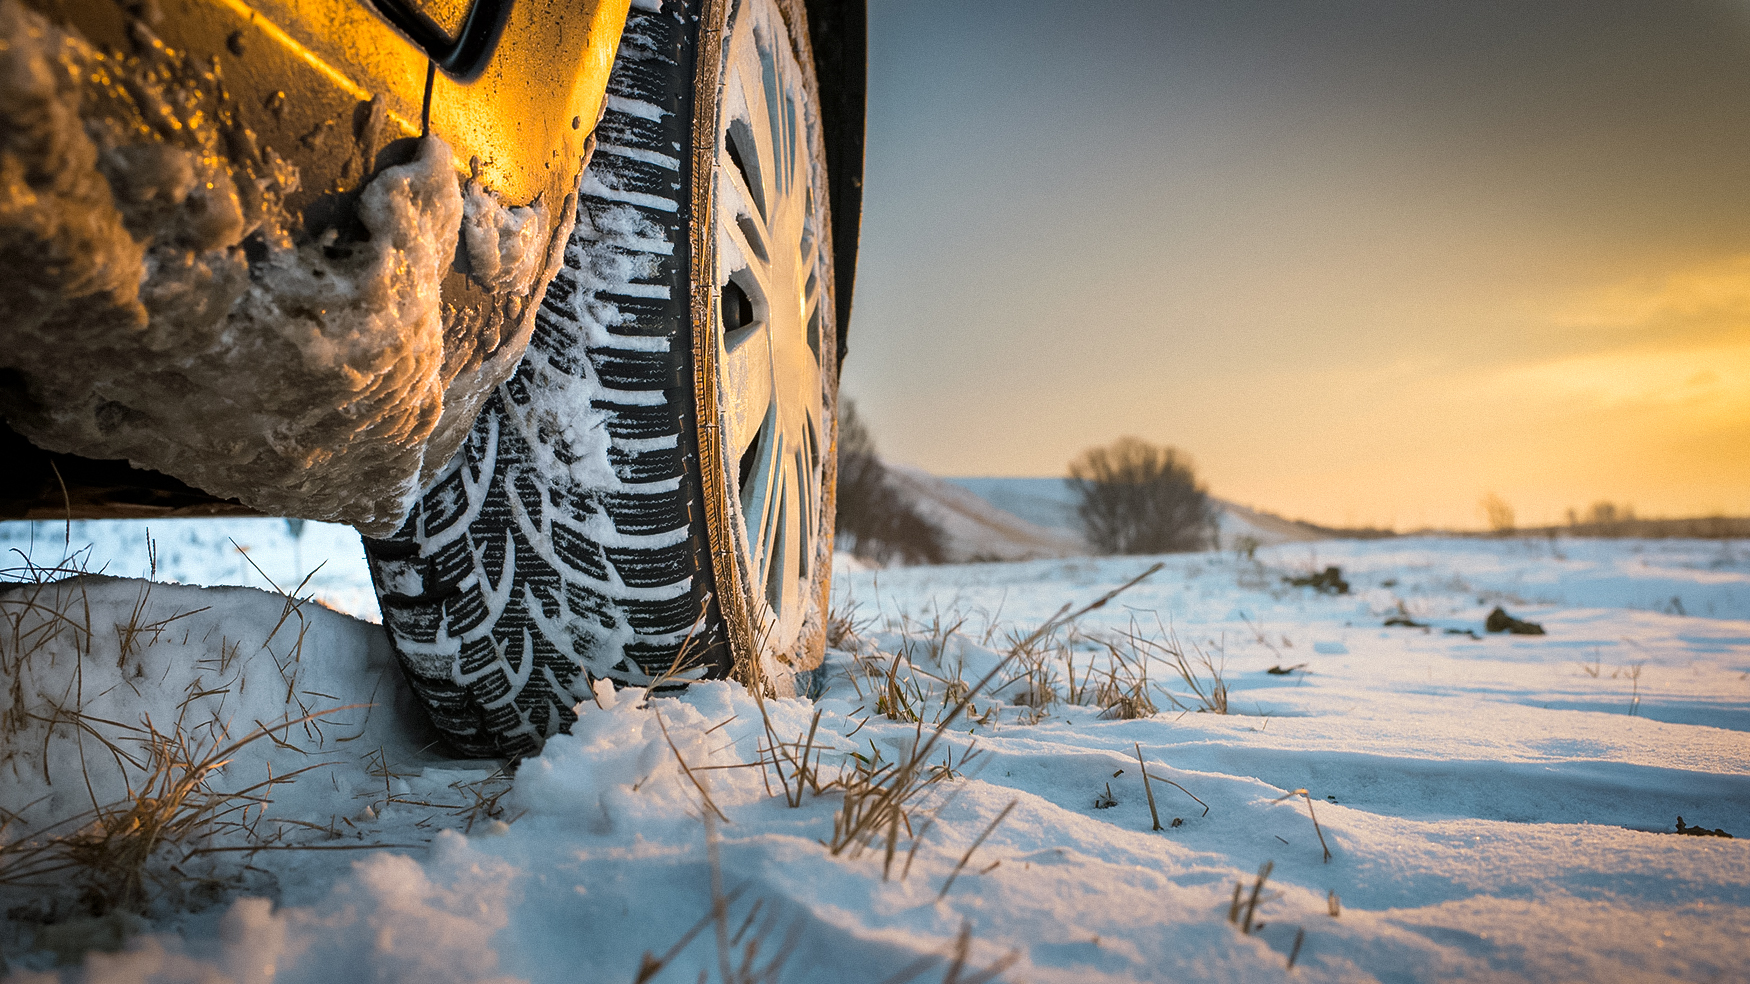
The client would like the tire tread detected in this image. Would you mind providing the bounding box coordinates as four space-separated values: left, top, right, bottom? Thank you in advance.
365 1 723 759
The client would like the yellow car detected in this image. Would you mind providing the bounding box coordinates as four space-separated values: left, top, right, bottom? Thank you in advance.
0 0 864 755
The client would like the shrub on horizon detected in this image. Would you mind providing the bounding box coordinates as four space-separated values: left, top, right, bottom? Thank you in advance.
1066 437 1217 555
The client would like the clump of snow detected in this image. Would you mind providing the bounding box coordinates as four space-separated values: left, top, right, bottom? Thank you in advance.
461 179 550 296
3 523 1747 981
3 121 465 535
0 0 462 535
0 0 150 326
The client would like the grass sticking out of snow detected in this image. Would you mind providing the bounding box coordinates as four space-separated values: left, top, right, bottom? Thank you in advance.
0 544 357 916
0 705 346 912
4 526 1750 982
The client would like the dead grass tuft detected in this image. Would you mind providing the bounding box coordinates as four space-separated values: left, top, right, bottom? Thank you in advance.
0 537 395 916
824 565 1162 878
1 703 350 912
826 594 874 651
1086 638 1157 720
1116 618 1228 715
756 707 826 809
1003 628 1062 723
1227 861 1275 934
822 723 980 878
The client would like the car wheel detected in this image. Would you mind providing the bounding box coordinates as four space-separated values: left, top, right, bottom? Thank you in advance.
363 0 838 758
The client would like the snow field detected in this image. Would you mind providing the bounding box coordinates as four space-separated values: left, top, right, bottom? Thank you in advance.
1 522 1747 982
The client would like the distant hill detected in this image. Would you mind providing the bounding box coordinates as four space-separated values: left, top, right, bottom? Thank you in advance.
884 468 1087 563
1521 516 1750 539
943 477 1078 533
856 470 1339 564
935 476 1329 555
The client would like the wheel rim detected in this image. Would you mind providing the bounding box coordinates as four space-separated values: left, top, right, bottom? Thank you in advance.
712 0 830 661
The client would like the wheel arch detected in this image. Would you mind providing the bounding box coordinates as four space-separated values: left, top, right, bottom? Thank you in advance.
802 0 865 374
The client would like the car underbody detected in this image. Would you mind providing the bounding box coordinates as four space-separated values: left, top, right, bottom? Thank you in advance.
0 0 862 535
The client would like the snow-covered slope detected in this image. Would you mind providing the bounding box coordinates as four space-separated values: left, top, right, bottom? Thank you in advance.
3 521 1748 983
943 476 1326 550
1217 499 1328 547
942 477 1080 533
885 467 1088 562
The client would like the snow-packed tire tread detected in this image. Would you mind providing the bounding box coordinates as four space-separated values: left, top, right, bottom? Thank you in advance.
365 1 725 759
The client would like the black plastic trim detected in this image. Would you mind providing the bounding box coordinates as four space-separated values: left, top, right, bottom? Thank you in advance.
368 0 515 82
802 0 865 373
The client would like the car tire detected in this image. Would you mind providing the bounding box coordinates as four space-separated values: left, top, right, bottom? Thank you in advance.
363 0 839 758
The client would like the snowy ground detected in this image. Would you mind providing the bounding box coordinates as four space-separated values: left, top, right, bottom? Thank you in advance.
2 520 1747 982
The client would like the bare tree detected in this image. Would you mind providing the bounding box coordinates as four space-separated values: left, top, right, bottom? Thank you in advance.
1478 493 1516 534
834 400 945 565
1067 437 1217 554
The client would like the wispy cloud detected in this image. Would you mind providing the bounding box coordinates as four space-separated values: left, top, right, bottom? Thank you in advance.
1551 253 1750 335
1482 339 1750 421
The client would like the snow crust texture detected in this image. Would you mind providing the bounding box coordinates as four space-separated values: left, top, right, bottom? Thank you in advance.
0 1 569 533
1 529 1747 982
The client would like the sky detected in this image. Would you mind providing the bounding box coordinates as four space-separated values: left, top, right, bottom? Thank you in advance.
838 0 1750 530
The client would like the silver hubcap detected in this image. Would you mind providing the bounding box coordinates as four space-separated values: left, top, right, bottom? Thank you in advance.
714 0 828 655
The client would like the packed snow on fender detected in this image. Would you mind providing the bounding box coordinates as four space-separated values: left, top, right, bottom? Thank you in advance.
1 519 1746 983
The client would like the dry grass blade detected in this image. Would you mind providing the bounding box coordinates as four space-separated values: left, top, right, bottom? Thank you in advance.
937 799 1016 900
643 592 718 693
632 873 749 982
1003 564 1170 724
878 920 1021 984
1015 563 1165 657
758 706 825 808
940 920 1021 984
635 815 796 984
1273 788 1333 862
880 651 923 723
1002 627 1063 723
450 767 516 832
1134 742 1162 831
1227 861 1274 934
824 730 981 879
656 710 729 824
827 567 1163 875
1134 743 1209 819
1149 627 1228 715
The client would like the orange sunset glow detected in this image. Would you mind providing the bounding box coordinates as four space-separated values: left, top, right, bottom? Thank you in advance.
845 0 1750 529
